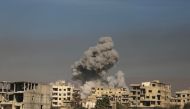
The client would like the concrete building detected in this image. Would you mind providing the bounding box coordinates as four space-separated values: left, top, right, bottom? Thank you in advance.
50 80 75 109
130 83 141 107
82 87 130 109
130 80 171 108
171 89 190 108
0 81 51 109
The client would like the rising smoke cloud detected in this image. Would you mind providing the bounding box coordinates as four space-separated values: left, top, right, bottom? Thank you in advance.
71 36 127 98
107 70 127 88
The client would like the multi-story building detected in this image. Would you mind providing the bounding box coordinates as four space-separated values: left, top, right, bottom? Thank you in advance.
130 80 171 108
82 87 130 109
0 81 51 109
130 84 141 107
171 89 190 108
50 80 75 109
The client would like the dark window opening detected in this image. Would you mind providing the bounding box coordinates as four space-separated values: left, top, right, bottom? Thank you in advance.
15 93 23 102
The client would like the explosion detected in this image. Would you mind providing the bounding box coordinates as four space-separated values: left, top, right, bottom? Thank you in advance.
71 36 127 98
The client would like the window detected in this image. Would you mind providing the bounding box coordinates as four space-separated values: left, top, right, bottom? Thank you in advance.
67 88 71 91
151 101 155 105
183 95 185 97
59 89 62 91
133 97 136 100
59 94 61 96
67 97 71 101
52 93 58 96
157 101 161 105
146 96 150 99
53 97 58 100
178 100 181 102
152 96 155 99
157 95 161 100
59 98 61 100
53 88 58 91
32 96 34 101
53 102 57 105
152 84 156 87
149 90 152 93
133 91 136 95
177 94 181 97
158 90 161 93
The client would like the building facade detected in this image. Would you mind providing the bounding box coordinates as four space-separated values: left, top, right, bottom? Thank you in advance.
130 80 171 108
171 89 190 108
0 81 51 109
82 87 130 109
50 80 75 109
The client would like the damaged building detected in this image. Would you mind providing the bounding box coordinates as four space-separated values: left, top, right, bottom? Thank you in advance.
129 80 172 108
50 80 76 109
0 81 51 109
82 87 130 109
170 89 190 108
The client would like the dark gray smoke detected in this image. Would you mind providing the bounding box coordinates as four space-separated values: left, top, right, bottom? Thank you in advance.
71 36 127 98
71 37 119 83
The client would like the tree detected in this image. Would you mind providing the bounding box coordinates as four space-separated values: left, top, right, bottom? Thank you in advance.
116 102 128 109
152 105 181 109
168 105 180 109
183 103 190 109
72 89 82 109
95 95 110 109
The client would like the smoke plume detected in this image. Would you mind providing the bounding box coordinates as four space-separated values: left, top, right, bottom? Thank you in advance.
72 37 119 82
71 36 127 98
107 70 127 88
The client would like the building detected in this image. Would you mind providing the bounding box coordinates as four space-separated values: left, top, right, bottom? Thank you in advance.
171 89 190 108
129 83 141 107
82 87 130 109
0 81 51 109
129 80 171 108
50 80 75 109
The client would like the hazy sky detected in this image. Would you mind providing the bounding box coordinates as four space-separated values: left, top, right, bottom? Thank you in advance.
0 0 190 91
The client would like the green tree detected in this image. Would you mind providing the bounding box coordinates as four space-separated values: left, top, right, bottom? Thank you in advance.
168 105 180 109
95 95 110 109
153 107 166 109
116 102 128 109
72 90 82 109
183 103 190 109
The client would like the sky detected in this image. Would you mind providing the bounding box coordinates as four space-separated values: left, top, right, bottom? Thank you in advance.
0 0 190 91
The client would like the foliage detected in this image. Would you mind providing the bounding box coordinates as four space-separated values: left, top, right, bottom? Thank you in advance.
130 107 144 109
152 105 181 109
183 103 190 109
72 90 82 109
95 95 110 109
168 105 180 109
73 107 86 109
153 107 166 109
116 102 128 109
